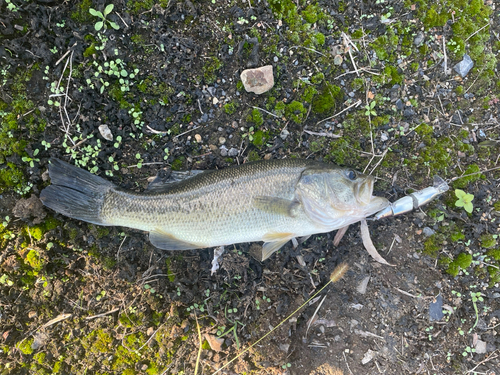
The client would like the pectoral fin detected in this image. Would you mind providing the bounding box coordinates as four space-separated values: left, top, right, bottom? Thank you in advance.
261 232 295 261
253 196 300 217
149 229 203 250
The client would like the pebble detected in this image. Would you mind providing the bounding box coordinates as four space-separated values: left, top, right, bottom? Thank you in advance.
423 227 435 237
273 56 278 62
453 54 474 78
228 147 239 157
240 65 274 95
194 134 202 143
219 145 228 156
395 99 404 111
414 31 424 46
333 55 343 65
356 276 370 294
280 129 289 140
219 137 226 145
429 294 444 321
380 132 389 142
98 124 113 141
213 97 219 105
474 339 487 354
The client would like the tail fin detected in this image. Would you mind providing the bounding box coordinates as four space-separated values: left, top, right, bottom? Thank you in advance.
40 159 115 225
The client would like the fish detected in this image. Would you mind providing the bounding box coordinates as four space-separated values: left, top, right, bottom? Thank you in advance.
39 158 389 261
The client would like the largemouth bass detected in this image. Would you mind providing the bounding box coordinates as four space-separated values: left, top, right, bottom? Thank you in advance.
40 158 389 260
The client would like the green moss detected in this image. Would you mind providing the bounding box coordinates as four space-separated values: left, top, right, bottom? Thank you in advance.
203 57 222 85
423 5 448 28
83 44 97 58
17 338 34 355
450 230 465 242
312 83 343 114
446 253 472 277
301 86 318 103
423 234 445 258
71 0 93 23
165 258 176 282
486 248 500 261
25 249 45 272
494 201 500 212
285 100 307 124
311 72 324 85
83 330 113 354
171 158 183 171
127 0 154 14
248 108 264 127
34 352 46 364
452 164 483 189
274 101 286 117
247 150 260 162
224 102 237 115
314 32 325 46
252 130 267 147
383 65 403 85
480 234 497 249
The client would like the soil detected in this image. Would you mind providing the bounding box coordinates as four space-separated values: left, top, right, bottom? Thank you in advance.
0 0 499 374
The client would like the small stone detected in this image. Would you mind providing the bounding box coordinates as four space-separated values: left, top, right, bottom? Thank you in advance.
98 124 113 141
280 129 289 140
453 54 474 78
423 227 435 237
194 134 202 143
429 294 444 321
395 99 404 111
273 56 278 63
333 55 343 65
361 349 376 364
240 65 274 95
414 31 424 46
219 145 228 156
380 132 389 142
213 97 219 105
357 276 370 295
219 137 226 145
228 147 239 157
474 339 487 354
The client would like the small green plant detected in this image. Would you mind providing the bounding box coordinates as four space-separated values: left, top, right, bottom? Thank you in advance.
242 126 255 141
96 290 106 301
5 0 18 12
364 100 377 116
469 291 483 333
455 189 474 213
89 4 119 31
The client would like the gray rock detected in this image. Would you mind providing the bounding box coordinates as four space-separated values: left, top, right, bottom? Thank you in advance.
429 294 444 321
414 31 424 46
474 339 487 354
280 129 289 140
423 227 435 237
240 65 274 95
228 147 239 157
219 145 228 156
395 99 404 111
453 54 474 78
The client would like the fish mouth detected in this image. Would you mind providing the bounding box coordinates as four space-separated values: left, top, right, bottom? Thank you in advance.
356 176 390 212
356 175 375 205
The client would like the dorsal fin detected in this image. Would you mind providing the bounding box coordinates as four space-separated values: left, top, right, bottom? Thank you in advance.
146 169 206 193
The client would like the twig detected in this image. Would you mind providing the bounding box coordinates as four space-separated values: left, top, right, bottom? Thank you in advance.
250 105 280 118
305 295 327 337
342 32 359 76
303 129 341 138
447 166 500 183
465 23 490 42
317 99 362 125
85 308 119 320
442 35 449 75
115 12 129 28
174 126 198 138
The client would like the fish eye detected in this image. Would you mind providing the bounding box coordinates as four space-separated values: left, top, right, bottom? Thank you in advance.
345 170 357 181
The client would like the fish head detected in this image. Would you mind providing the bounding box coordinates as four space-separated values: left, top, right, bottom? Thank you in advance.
297 167 389 229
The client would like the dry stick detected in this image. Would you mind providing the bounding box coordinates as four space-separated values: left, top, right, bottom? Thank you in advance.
317 99 361 125
250 105 280 118
305 294 327 338
465 23 490 43
442 35 449 75
85 308 119 320
212 263 349 375
447 166 500 184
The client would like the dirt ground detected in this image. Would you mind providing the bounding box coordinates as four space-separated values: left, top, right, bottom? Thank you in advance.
0 0 499 374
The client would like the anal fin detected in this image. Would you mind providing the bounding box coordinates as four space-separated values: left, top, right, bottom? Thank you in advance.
149 229 203 250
